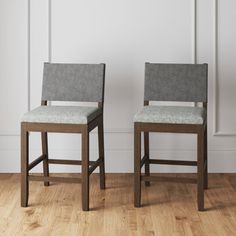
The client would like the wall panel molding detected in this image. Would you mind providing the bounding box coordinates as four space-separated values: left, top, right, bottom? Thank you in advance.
193 0 197 64
213 0 236 136
27 0 31 112
0 0 28 136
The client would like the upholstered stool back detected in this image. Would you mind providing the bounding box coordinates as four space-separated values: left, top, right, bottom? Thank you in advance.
42 63 105 102
144 63 208 103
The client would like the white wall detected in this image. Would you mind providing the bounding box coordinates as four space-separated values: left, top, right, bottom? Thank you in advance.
1 0 236 173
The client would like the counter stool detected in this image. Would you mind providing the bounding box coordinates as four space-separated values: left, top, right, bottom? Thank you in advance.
21 63 106 211
134 63 208 211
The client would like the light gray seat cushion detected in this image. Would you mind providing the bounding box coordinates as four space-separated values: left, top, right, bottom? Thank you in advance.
134 106 206 124
21 106 102 124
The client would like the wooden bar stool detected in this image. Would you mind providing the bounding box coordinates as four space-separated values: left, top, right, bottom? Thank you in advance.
21 63 106 211
134 63 208 211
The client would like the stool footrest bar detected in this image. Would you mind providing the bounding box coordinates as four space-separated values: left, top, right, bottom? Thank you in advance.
149 159 197 166
48 159 96 166
141 175 197 184
29 175 81 183
141 155 148 168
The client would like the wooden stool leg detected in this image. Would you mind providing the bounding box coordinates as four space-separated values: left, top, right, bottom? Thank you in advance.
41 132 49 186
98 117 105 190
197 128 205 211
144 132 150 186
204 125 208 189
82 126 89 211
21 124 29 207
134 123 141 207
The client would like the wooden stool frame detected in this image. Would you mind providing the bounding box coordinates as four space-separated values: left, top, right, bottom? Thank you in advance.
134 101 208 211
21 98 105 211
21 63 106 211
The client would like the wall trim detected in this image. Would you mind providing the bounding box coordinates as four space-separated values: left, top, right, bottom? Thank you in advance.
0 133 20 137
27 0 31 113
48 0 52 63
0 0 30 136
193 0 197 64
213 0 236 136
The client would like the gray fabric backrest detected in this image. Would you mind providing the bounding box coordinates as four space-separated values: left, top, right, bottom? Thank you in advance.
42 63 105 102
144 63 208 102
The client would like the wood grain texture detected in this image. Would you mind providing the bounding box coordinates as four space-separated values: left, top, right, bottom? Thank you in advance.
1 173 236 235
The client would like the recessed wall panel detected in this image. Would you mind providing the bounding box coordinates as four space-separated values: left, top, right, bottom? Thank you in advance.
0 0 28 134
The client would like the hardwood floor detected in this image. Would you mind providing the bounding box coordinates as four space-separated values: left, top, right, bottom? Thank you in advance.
1 173 236 235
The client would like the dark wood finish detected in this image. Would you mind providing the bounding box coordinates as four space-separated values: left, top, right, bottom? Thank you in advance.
89 159 102 175
143 101 150 186
48 159 82 165
98 115 105 189
204 124 208 189
22 114 102 134
41 100 47 106
82 126 89 211
29 175 81 183
203 103 208 190
48 159 97 166
134 103 207 211
21 101 105 211
42 132 49 186
88 114 103 132
197 127 205 211
140 155 148 168
134 123 141 207
28 155 45 171
21 124 29 207
98 64 106 108
149 159 197 166
144 132 150 186
138 122 203 133
23 122 87 133
141 175 197 184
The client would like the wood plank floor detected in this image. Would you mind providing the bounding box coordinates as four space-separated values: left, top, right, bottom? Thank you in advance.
1 173 236 235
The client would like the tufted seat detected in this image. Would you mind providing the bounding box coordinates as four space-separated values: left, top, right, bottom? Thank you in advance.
22 105 102 124
134 105 206 124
